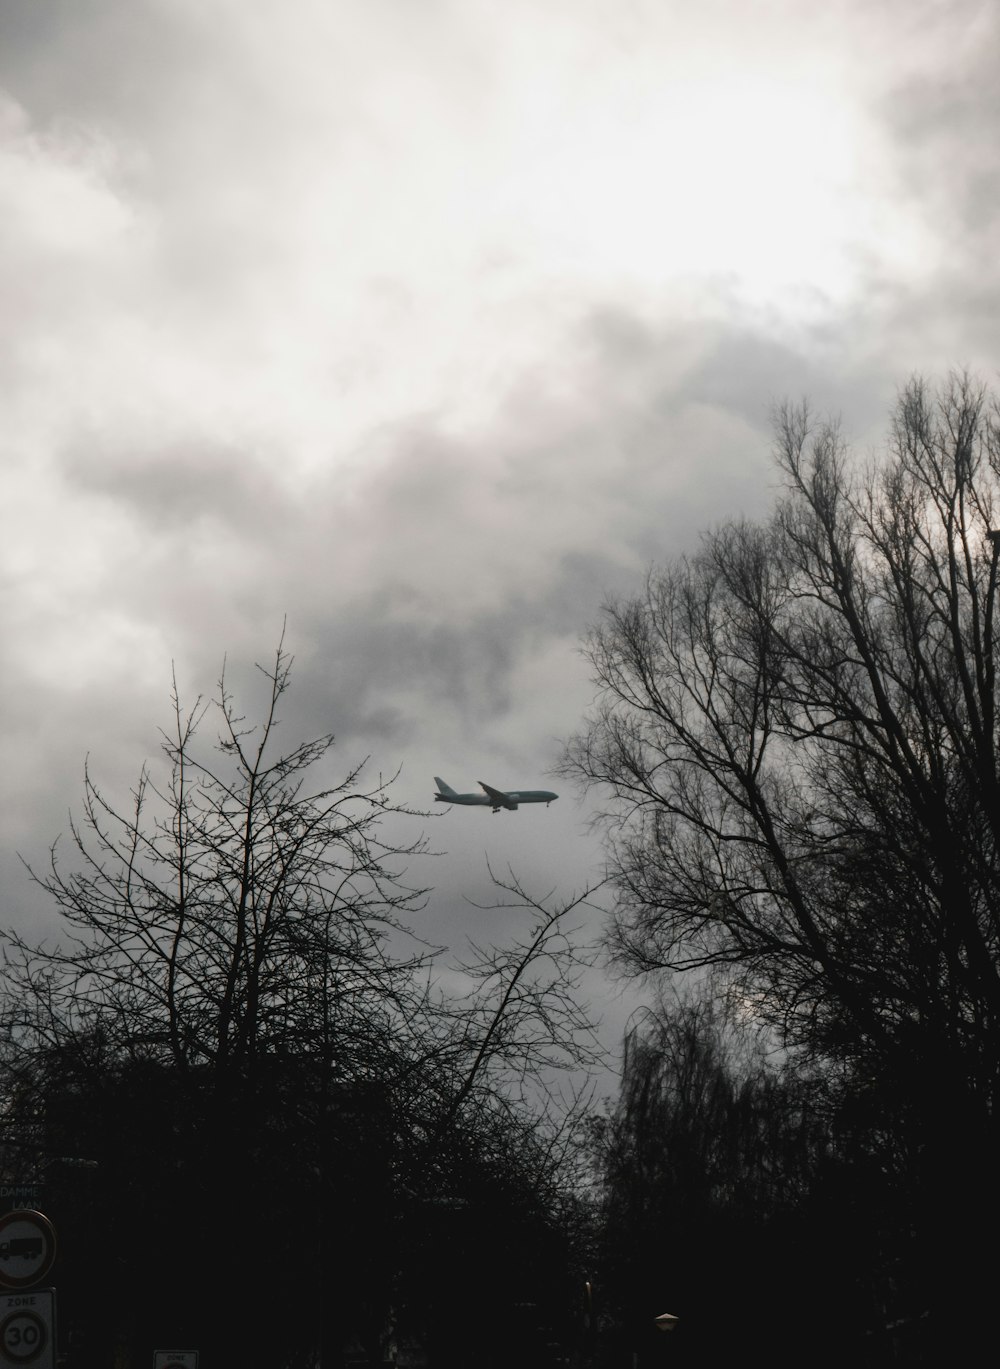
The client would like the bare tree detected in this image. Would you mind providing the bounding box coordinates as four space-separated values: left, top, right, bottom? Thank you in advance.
5 638 431 1079
431 865 604 1124
562 373 1000 1354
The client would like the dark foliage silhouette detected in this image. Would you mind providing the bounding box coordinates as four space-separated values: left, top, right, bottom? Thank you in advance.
564 374 1000 1359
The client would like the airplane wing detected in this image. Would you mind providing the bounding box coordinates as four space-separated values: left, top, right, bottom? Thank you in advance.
478 781 517 810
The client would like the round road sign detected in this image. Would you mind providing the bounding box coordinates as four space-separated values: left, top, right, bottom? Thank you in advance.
0 1214 56 1291
0 1308 47 1363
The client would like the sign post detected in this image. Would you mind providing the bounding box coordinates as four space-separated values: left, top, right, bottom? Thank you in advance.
0 1212 57 1369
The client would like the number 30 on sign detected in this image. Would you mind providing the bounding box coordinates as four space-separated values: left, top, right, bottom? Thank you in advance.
0 1290 55 1369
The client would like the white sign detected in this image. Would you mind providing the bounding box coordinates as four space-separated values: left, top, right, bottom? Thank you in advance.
0 1289 55 1369
153 1353 198 1369
0 1215 56 1292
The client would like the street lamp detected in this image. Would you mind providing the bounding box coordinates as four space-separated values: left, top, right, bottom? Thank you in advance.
653 1313 679 1333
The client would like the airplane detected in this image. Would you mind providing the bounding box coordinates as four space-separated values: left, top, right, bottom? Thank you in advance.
433 777 558 813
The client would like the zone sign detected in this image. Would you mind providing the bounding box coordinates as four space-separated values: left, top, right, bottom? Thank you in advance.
0 1289 55 1369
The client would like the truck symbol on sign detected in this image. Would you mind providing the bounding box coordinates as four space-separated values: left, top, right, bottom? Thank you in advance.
0 1238 42 1261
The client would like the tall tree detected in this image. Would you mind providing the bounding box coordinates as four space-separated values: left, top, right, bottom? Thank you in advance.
562 373 1000 1356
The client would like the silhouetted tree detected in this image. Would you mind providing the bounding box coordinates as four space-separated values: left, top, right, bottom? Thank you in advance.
563 373 1000 1359
6 638 430 1078
0 642 602 1367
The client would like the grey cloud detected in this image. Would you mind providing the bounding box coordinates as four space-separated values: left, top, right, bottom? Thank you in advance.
30 287 907 798
275 311 802 753
59 434 292 534
881 4 1000 243
0 1 225 135
842 7 1000 383
682 328 896 441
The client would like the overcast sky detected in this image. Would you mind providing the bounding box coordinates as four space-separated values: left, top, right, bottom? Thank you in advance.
3 0 999 1061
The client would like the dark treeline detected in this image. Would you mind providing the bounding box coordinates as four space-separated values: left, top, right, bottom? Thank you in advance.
567 373 1000 1366
0 645 602 1369
587 995 912 1367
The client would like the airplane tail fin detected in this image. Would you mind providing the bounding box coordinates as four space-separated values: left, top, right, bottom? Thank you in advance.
434 776 457 796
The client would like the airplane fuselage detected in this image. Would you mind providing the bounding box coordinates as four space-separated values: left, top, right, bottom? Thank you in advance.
433 777 558 812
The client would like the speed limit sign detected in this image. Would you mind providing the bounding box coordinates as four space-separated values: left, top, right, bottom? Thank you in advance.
0 1289 54 1369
